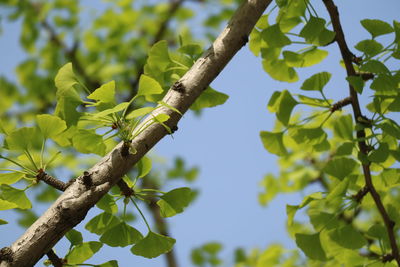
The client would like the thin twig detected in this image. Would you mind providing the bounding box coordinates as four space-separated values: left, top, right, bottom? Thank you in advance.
46 249 63 267
323 0 400 265
36 171 68 191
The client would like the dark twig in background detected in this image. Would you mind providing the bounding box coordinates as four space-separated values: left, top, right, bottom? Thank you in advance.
46 249 63 267
323 0 400 264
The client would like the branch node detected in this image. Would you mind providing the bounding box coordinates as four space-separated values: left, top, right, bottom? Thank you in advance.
357 71 374 81
330 96 352 112
171 81 185 93
121 141 131 157
82 171 93 189
117 180 134 197
0 247 13 263
241 34 249 46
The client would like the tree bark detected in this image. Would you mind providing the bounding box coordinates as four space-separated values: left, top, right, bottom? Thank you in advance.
0 1 272 266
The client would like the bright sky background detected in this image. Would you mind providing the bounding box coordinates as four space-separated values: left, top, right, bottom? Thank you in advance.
0 0 399 266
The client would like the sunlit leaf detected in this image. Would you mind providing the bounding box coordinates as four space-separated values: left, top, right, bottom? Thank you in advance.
300 17 335 46
36 114 67 138
66 241 103 264
96 194 118 214
295 233 326 261
267 90 298 125
191 87 229 110
5 127 36 151
0 185 31 209
260 131 287 156
72 129 106 155
157 187 194 217
66 229 83 246
354 39 383 57
301 72 331 92
261 24 291 47
137 75 163 100
131 231 175 258
323 157 358 180
262 59 298 82
100 222 143 247
137 156 152 178
361 19 394 38
126 107 155 120
329 225 367 249
85 212 120 235
0 172 25 185
87 80 116 106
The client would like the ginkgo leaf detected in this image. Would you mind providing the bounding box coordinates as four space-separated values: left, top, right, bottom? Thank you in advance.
126 107 155 120
66 241 103 265
157 187 194 217
191 87 229 110
5 127 37 151
137 75 163 99
130 231 175 258
295 233 327 261
36 114 67 139
260 131 287 156
72 129 106 155
87 80 116 105
0 172 25 185
262 59 298 82
85 212 120 235
267 90 298 126
0 185 31 209
301 72 331 91
55 63 79 95
100 222 143 247
137 156 152 178
361 19 394 38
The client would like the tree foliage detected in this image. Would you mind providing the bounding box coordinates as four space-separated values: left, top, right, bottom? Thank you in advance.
0 0 400 266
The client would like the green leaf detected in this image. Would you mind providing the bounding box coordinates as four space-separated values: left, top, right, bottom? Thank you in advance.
66 241 103 265
0 172 25 185
326 178 349 204
66 229 83 246
5 127 36 151
178 43 203 57
297 95 330 107
137 156 152 178
191 87 229 110
295 233 326 261
0 199 18 211
267 90 298 125
286 204 299 226
131 231 175 258
336 142 354 156
300 17 335 46
137 75 163 100
323 157 358 180
36 114 67 139
301 72 331 92
361 19 394 38
360 60 390 74
72 129 106 155
92 102 130 118
332 114 353 140
368 142 389 163
261 24 291 47
309 211 339 231
85 212 120 235
55 63 79 96
260 131 287 156
378 119 400 139
96 194 118 214
301 48 329 67
346 76 364 94
98 260 118 267
87 80 116 106
157 187 194 217
290 127 327 146
329 225 367 249
262 59 298 82
354 39 383 57
249 29 262 56
370 74 398 93
146 40 171 72
0 185 31 209
0 219 8 225
126 107 155 120
100 222 143 247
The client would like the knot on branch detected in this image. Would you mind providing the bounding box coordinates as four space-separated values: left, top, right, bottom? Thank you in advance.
121 141 132 157
0 247 13 262
330 96 352 112
171 81 185 93
82 171 92 189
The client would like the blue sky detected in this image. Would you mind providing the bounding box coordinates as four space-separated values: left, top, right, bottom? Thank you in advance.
0 0 399 266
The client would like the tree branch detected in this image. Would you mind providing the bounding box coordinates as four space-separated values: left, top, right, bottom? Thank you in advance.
0 1 272 266
36 171 69 192
322 0 400 265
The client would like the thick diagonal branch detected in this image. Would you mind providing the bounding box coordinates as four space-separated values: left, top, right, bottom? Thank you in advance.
0 1 272 266
323 0 400 265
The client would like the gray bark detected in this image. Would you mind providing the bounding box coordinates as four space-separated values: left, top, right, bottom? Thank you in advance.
0 0 272 266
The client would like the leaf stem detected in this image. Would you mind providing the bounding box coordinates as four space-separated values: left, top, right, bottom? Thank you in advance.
130 197 151 231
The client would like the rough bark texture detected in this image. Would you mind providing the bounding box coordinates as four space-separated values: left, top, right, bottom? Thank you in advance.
0 1 272 266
